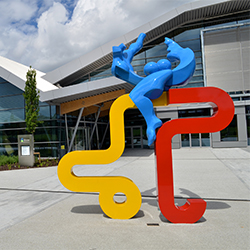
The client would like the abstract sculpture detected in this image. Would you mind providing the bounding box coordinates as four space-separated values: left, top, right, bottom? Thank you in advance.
156 87 234 223
112 33 195 145
57 33 234 223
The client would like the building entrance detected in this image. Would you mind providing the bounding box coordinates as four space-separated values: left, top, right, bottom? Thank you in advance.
181 133 210 147
125 126 143 148
69 127 91 150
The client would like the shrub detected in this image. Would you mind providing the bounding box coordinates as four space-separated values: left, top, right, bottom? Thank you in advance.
0 155 18 166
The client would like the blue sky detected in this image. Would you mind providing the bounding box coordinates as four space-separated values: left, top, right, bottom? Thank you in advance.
0 0 194 72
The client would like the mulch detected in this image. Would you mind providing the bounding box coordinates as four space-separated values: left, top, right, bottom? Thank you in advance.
0 159 59 171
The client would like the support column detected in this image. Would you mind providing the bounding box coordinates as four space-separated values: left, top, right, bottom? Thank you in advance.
100 121 110 149
68 107 84 152
89 104 103 147
64 114 70 151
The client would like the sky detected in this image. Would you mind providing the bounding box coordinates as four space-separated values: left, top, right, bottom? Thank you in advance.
0 0 195 73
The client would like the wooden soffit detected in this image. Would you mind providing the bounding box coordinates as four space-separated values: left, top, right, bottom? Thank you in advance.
60 89 125 115
69 100 114 117
82 100 113 117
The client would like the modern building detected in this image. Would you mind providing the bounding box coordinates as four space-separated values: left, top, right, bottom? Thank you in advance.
0 0 249 158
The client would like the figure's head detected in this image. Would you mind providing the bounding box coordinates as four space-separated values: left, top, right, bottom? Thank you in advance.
144 62 158 75
144 59 171 76
157 59 171 71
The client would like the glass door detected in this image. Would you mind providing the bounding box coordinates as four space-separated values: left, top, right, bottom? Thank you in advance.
132 126 143 148
191 133 200 147
125 126 143 148
181 133 210 147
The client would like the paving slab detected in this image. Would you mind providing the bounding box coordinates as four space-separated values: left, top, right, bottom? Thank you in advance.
0 166 58 191
0 147 249 249
0 193 249 250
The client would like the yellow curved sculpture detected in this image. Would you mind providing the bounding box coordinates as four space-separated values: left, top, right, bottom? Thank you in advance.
58 93 168 219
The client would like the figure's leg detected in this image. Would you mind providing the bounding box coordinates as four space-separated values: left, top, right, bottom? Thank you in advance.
129 70 172 145
131 95 162 146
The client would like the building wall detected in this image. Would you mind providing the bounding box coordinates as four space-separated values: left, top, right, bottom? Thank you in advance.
201 23 250 148
203 24 250 92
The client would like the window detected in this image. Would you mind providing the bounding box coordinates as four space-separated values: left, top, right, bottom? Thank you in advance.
178 108 210 118
246 106 250 145
0 82 23 96
0 95 24 110
220 115 238 141
0 109 25 122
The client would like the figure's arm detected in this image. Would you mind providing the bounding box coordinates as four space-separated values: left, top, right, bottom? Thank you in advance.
124 33 146 64
165 38 196 87
111 33 146 86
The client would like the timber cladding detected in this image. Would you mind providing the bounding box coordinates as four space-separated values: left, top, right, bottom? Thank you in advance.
60 89 126 115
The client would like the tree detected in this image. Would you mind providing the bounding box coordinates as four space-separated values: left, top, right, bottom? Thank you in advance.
23 66 40 134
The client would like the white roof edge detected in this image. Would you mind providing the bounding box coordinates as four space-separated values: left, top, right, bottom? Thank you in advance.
0 56 58 92
150 0 231 29
40 76 125 103
42 0 232 84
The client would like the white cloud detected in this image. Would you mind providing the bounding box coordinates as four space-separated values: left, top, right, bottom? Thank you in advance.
0 0 195 73
0 0 37 25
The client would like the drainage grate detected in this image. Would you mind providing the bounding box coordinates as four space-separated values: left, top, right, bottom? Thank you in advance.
147 223 160 226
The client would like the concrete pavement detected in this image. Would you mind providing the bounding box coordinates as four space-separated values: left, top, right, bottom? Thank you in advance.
0 147 249 249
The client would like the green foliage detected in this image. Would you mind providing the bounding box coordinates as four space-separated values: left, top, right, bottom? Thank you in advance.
0 156 59 170
34 158 59 168
0 155 18 166
23 66 41 134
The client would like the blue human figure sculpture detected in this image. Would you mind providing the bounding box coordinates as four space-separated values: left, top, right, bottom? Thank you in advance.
112 33 195 146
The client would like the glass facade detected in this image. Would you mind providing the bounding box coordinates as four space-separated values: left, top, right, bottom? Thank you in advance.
179 108 211 148
0 77 63 157
72 27 204 87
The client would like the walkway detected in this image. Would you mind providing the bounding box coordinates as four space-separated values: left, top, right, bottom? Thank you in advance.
0 147 249 249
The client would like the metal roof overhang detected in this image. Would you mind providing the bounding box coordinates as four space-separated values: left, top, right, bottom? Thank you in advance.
40 0 250 108
40 76 132 105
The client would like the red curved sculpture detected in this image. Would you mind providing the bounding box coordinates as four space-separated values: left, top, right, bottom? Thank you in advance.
155 87 234 223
